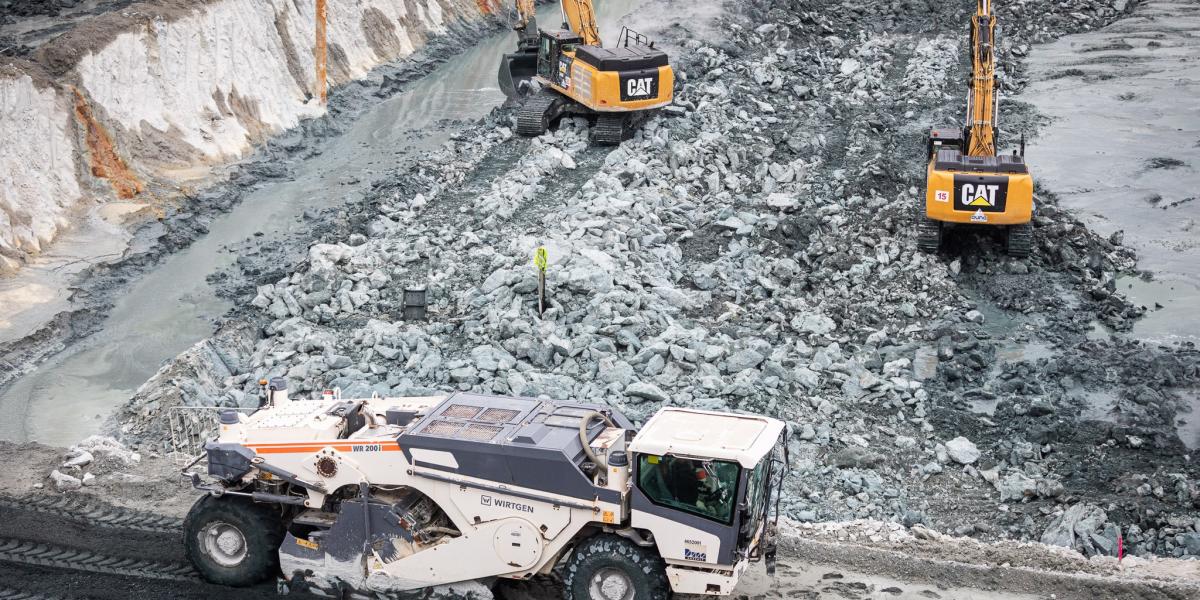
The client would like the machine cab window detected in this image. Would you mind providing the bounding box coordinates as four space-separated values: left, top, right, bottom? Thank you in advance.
636 454 739 524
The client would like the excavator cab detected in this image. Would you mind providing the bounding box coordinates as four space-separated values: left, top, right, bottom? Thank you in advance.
499 29 583 99
537 30 584 88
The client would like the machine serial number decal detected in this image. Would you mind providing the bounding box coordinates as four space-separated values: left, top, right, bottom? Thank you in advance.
683 539 708 562
296 538 319 550
481 494 534 513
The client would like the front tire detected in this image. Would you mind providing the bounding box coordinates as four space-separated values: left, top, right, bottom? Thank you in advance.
184 494 285 586
565 535 670 600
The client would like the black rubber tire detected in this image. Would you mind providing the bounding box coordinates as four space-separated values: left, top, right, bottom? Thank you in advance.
1005 222 1033 258
565 535 670 600
183 495 285 587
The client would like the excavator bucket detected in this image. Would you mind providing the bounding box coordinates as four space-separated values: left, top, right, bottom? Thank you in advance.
499 49 538 100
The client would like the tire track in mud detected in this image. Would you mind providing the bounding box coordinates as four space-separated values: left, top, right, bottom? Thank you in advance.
0 587 68 600
0 496 307 600
0 495 182 534
0 538 197 582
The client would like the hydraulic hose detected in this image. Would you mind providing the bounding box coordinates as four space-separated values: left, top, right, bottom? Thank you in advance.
578 411 616 469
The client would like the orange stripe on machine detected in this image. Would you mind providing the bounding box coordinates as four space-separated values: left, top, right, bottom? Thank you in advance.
245 441 403 454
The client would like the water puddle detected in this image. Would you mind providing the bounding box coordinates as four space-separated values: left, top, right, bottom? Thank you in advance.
970 341 1057 415
1117 274 1200 345
0 210 131 346
1076 389 1121 423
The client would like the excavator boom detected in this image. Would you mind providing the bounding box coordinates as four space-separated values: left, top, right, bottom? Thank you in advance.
967 0 998 157
515 0 536 30
560 0 602 47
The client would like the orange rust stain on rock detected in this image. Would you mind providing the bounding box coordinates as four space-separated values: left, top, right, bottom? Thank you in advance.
476 0 495 14
70 87 143 199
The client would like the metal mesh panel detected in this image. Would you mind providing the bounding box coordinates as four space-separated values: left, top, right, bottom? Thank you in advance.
461 423 503 441
442 404 483 419
422 420 464 437
477 408 520 424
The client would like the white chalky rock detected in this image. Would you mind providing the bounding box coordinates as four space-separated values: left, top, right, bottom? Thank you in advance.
50 470 82 492
63 450 94 468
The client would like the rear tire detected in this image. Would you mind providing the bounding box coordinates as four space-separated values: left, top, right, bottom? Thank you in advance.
565 535 670 600
184 494 285 587
1005 223 1033 258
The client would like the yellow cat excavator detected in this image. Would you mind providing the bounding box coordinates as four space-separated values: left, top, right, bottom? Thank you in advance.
498 0 674 144
920 0 1034 257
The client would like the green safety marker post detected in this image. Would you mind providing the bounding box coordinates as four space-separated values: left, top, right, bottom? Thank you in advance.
534 246 548 317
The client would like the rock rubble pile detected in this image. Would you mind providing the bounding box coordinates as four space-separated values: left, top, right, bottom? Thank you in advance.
107 0 1200 560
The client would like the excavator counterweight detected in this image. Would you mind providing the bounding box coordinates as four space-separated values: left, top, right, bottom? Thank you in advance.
919 0 1034 257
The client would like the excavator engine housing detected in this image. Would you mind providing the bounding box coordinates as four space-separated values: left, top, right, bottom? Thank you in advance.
925 129 1033 226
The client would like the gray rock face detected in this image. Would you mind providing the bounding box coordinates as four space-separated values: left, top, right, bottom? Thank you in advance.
792 312 836 335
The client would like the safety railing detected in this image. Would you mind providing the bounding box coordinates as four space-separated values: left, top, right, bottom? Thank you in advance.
616 26 654 48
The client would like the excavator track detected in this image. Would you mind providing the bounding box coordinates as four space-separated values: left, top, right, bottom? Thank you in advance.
516 89 567 137
1005 223 1033 257
916 210 942 253
591 114 628 145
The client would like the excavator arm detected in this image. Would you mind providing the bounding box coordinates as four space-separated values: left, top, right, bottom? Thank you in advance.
966 0 998 157
515 0 536 27
513 0 539 47
560 0 601 47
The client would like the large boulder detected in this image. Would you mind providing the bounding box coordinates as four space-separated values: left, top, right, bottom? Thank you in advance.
1041 503 1119 557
